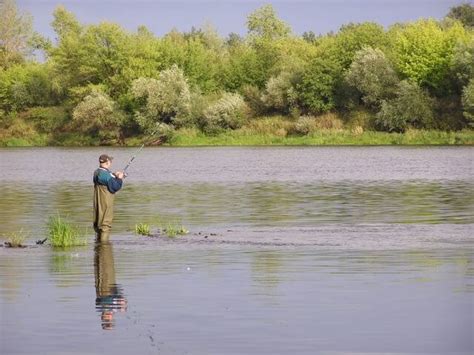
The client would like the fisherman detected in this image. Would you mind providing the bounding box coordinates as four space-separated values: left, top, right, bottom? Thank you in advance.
93 154 124 241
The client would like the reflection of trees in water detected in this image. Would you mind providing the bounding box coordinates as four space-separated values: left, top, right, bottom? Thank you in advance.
49 251 89 288
94 242 127 330
0 186 37 235
116 181 474 227
250 250 284 301
0 255 28 302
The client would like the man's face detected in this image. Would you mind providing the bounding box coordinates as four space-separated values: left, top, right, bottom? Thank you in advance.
102 160 112 169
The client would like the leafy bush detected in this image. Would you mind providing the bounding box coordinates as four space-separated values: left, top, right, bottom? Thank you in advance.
296 57 342 114
345 47 399 107
376 81 434 132
241 85 266 116
201 93 248 134
462 79 474 127
261 71 298 113
72 91 124 143
131 65 191 131
27 106 68 132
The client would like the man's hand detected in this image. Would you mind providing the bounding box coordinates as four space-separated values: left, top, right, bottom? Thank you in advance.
114 171 124 180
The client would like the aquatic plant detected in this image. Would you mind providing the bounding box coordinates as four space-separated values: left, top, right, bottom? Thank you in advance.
134 223 151 236
154 216 189 238
162 222 189 238
48 215 87 247
3 229 28 248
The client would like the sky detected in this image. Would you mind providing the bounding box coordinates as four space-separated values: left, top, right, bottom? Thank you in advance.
18 0 464 39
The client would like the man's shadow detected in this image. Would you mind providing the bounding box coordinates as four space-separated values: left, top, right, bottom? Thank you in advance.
94 241 127 330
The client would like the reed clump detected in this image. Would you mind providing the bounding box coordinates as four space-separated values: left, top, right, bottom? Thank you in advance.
48 215 87 247
134 223 151 236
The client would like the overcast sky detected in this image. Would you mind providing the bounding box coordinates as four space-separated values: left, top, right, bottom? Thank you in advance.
18 0 463 39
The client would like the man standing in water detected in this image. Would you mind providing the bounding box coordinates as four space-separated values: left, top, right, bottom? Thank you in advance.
93 154 124 241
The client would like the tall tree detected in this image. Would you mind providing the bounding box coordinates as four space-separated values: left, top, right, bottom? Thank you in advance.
247 4 291 40
0 0 34 68
447 3 474 28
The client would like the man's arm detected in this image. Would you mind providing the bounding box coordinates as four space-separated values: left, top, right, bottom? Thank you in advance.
107 173 123 194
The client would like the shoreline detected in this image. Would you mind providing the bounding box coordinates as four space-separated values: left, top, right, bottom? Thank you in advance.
2 129 474 147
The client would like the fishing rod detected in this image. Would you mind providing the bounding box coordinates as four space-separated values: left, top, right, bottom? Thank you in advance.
122 129 159 177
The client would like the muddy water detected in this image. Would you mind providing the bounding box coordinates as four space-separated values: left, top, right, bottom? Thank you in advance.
0 147 473 354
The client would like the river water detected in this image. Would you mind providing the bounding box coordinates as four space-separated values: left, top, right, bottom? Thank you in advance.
0 146 473 354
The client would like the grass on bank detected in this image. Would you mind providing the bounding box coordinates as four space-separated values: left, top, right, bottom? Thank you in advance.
168 127 474 146
48 215 87 247
1 113 474 147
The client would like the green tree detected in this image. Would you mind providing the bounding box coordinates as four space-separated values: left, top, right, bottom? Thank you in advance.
296 57 342 114
201 92 248 134
131 65 191 131
247 4 291 40
261 71 299 114
390 19 470 94
451 39 474 91
72 91 124 143
323 22 388 69
0 0 34 68
376 80 434 132
462 79 474 126
447 3 474 28
345 47 399 107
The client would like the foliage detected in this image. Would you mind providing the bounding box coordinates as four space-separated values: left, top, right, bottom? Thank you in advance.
376 81 434 132
247 4 291 40
0 3 473 144
296 57 342 113
0 63 60 112
447 3 474 28
324 22 389 69
261 71 299 114
48 215 87 247
390 19 470 94
451 39 474 91
0 0 34 68
26 106 68 132
72 91 124 143
131 65 191 131
201 93 248 134
345 47 399 107
462 79 474 126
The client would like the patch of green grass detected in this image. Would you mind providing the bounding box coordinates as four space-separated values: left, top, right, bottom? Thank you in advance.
48 215 87 247
154 216 189 238
3 229 28 247
134 223 151 236
168 125 474 146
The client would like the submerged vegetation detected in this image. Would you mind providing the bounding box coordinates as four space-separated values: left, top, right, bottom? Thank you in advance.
48 215 87 247
0 1 473 146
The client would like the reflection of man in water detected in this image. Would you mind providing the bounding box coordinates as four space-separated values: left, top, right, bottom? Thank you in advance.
94 242 127 330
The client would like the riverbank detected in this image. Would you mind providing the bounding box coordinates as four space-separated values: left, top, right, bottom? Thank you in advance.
2 127 474 147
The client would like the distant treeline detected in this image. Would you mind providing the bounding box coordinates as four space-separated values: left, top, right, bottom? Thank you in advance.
0 0 473 145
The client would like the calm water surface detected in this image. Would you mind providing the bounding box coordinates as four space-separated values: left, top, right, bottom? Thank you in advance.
0 147 473 354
